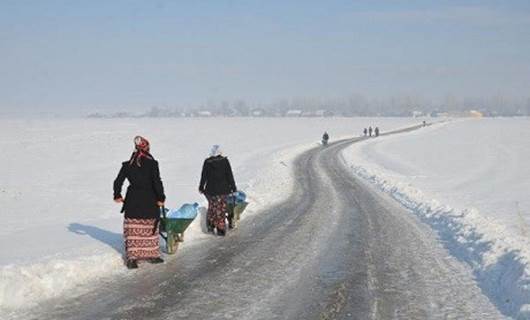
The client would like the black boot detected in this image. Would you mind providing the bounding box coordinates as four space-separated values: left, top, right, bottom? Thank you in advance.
126 259 138 269
217 228 226 236
148 257 164 264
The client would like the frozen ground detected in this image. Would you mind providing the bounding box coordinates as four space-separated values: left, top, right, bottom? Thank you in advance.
6 124 504 320
0 117 417 313
342 118 530 318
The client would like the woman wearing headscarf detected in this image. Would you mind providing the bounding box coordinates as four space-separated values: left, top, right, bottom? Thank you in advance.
199 145 237 236
113 136 166 269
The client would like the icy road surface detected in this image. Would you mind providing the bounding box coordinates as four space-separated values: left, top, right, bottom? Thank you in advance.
20 125 503 320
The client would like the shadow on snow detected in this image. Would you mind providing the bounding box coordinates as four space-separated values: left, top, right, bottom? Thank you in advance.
67 223 123 255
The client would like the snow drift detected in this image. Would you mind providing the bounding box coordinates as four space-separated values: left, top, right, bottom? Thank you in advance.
342 118 530 319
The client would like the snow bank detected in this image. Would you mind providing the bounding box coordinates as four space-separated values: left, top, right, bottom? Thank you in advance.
0 254 124 311
0 117 418 314
0 141 306 315
342 118 530 319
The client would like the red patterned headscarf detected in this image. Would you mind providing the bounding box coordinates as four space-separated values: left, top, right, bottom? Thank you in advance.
129 136 153 167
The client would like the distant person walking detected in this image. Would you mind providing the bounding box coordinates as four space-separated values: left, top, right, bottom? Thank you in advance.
363 128 368 136
368 126 373 137
375 127 380 137
422 120 427 127
322 131 329 145
199 145 237 235
113 136 166 269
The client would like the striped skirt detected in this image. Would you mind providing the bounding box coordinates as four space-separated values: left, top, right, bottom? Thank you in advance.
123 218 160 260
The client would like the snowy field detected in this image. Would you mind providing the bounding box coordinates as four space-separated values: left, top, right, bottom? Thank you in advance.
0 117 418 314
342 118 530 317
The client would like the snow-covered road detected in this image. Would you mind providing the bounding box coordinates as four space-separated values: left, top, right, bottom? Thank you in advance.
15 125 503 320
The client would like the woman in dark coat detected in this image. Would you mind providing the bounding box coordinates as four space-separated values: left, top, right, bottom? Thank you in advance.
114 136 166 269
199 145 237 236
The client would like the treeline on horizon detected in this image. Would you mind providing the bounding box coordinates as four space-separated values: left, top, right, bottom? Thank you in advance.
87 95 530 119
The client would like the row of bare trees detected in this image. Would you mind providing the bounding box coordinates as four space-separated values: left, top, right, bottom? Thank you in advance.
87 95 530 118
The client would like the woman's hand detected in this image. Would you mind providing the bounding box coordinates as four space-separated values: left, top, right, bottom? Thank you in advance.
157 201 165 207
114 197 124 203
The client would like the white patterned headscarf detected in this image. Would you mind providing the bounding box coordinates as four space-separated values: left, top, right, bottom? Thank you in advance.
210 144 222 157
129 135 152 167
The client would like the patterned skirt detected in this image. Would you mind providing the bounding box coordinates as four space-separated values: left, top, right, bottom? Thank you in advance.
123 218 160 260
206 195 228 231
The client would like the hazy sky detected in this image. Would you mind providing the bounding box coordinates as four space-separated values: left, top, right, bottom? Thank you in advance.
1 0 530 115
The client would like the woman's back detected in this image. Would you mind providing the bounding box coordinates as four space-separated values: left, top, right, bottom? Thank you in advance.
121 158 156 189
114 156 165 219
200 155 236 196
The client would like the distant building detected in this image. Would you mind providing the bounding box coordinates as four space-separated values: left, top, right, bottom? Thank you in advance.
86 113 106 119
285 109 303 117
251 108 266 117
434 110 483 118
315 109 328 117
432 111 449 118
197 111 212 117
412 110 424 118
449 110 483 118
468 110 483 118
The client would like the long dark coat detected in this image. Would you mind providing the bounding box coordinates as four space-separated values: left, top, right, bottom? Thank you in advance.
113 157 166 219
199 156 237 196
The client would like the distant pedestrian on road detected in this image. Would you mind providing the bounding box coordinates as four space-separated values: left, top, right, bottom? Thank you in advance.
363 128 368 136
199 145 237 235
374 127 380 137
113 136 166 269
422 120 427 127
322 131 329 145
368 126 373 137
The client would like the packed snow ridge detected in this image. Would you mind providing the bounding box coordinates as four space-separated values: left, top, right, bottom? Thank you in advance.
342 118 530 319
